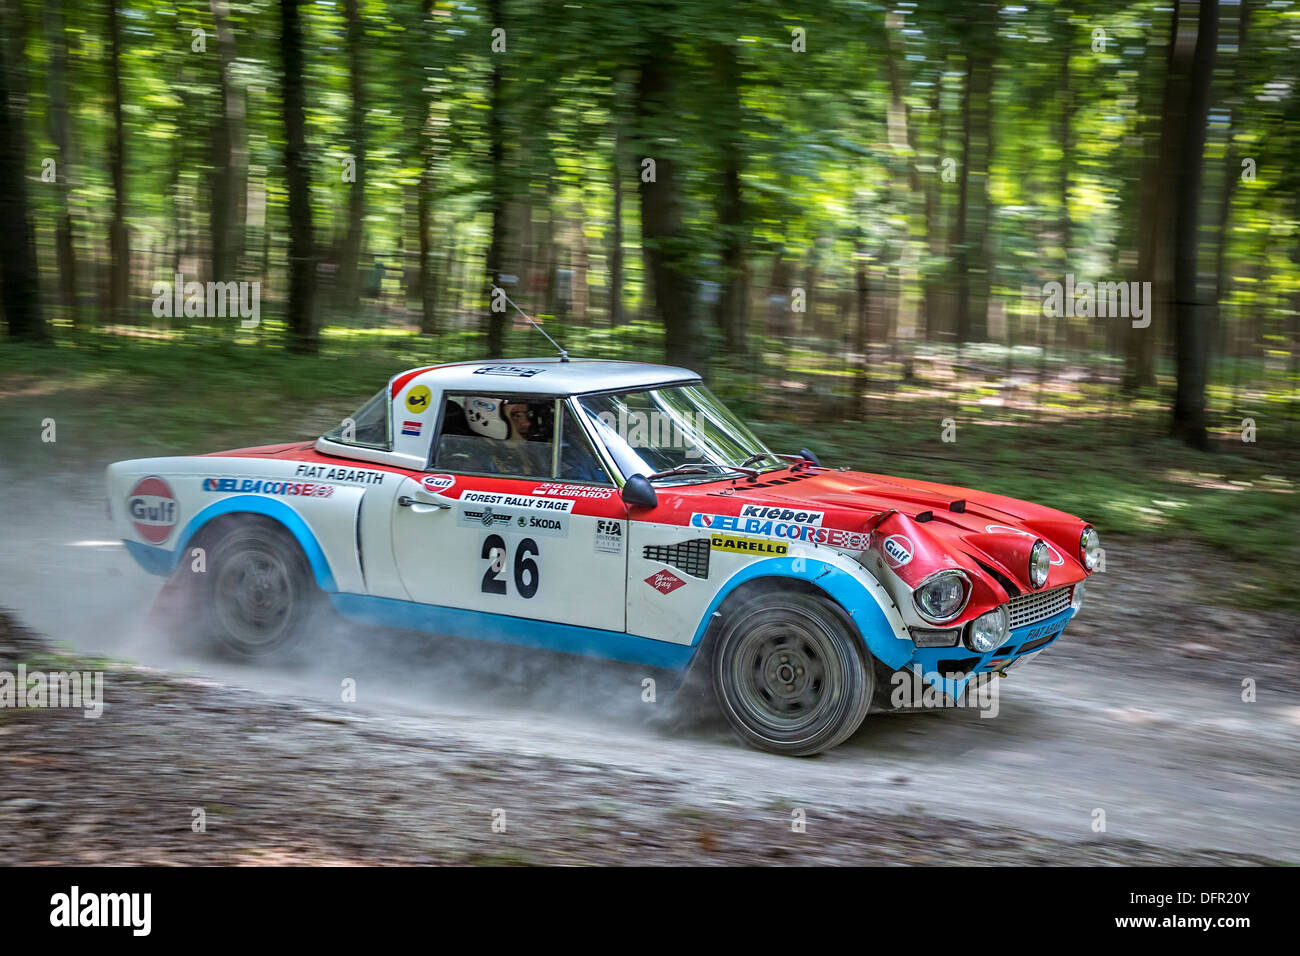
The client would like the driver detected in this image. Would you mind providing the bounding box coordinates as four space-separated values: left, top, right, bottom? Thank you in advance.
466 396 545 476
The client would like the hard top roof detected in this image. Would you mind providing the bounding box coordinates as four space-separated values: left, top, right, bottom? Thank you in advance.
390 357 701 398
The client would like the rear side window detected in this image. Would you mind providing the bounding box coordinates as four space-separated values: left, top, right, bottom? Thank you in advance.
434 394 554 478
324 388 390 450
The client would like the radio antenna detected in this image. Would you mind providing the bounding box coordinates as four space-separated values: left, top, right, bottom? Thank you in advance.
491 283 569 363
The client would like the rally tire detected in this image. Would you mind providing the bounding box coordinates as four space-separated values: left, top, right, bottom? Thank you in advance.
192 517 321 660
711 591 872 757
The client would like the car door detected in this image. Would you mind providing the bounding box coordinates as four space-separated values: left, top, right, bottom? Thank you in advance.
390 395 627 633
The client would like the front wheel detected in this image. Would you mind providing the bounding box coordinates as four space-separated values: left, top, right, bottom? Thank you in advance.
711 591 872 756
193 517 320 660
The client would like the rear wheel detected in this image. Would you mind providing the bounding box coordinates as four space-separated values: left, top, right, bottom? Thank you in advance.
195 517 320 659
711 591 872 756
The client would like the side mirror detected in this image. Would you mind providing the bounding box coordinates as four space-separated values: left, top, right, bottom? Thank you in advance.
799 448 821 466
621 474 658 509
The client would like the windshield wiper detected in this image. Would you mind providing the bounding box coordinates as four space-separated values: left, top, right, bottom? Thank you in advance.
738 452 818 470
646 462 759 481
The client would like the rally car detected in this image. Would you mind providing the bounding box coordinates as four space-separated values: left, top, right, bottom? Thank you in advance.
107 357 1100 756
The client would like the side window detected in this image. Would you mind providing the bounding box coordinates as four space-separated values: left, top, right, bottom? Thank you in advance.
434 395 554 478
557 404 612 484
324 388 390 450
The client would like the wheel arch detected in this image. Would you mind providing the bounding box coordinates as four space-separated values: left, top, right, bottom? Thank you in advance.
175 495 338 592
689 556 913 670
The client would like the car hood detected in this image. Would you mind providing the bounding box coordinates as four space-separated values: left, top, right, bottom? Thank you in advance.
713 466 1090 600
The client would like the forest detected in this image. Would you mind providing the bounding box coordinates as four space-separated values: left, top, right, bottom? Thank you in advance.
0 0 1298 458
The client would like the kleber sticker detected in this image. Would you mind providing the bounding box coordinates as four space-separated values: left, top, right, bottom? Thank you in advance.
882 534 914 568
405 385 432 414
644 569 686 594
738 504 824 525
127 476 177 544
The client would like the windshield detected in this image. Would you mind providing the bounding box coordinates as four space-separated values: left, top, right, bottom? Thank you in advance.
576 385 781 482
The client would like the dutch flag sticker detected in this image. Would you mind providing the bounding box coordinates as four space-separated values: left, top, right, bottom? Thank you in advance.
402 420 422 437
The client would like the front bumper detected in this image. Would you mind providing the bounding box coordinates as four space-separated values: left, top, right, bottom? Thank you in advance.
904 605 1076 701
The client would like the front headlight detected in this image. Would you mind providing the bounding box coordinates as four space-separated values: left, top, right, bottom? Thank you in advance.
966 605 1010 653
1071 579 1086 612
912 570 970 623
1080 526 1100 571
1029 539 1051 589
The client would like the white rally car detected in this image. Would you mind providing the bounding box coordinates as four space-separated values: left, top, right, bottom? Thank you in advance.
108 358 1099 756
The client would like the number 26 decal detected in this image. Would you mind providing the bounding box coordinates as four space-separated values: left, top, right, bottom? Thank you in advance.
480 535 540 598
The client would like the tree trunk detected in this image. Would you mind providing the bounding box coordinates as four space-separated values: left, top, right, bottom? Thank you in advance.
712 41 747 355
0 0 47 340
484 0 508 357
1170 0 1218 449
1211 0 1250 352
1126 2 1180 390
209 0 246 281
952 13 993 345
337 0 366 312
609 116 624 326
635 33 701 370
107 0 129 321
44 0 78 326
279 0 316 353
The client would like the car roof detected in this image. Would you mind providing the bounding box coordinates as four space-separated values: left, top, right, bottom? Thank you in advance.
390 357 702 398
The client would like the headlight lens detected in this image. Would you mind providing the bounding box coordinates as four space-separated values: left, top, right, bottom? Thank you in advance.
1029 540 1051 589
966 605 1010 653
1080 526 1101 571
912 570 970 623
1071 579 1086 612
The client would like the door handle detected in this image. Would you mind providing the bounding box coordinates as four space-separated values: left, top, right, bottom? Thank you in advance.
398 494 451 510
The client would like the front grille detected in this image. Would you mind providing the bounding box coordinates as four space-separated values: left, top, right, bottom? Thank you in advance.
1007 586 1071 630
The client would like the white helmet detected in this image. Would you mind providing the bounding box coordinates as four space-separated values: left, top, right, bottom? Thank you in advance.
465 396 509 440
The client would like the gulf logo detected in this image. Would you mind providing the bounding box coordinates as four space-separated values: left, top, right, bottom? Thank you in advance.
421 473 456 493
126 476 178 544
882 534 914 568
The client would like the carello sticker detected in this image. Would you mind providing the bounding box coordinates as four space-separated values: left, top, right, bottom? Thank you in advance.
421 473 456 493
405 385 432 414
710 534 788 556
882 534 914 568
126 476 177 544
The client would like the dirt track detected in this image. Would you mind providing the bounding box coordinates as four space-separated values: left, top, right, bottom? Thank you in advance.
0 469 1296 865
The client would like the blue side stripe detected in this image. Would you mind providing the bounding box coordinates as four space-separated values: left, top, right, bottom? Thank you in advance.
330 592 695 671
